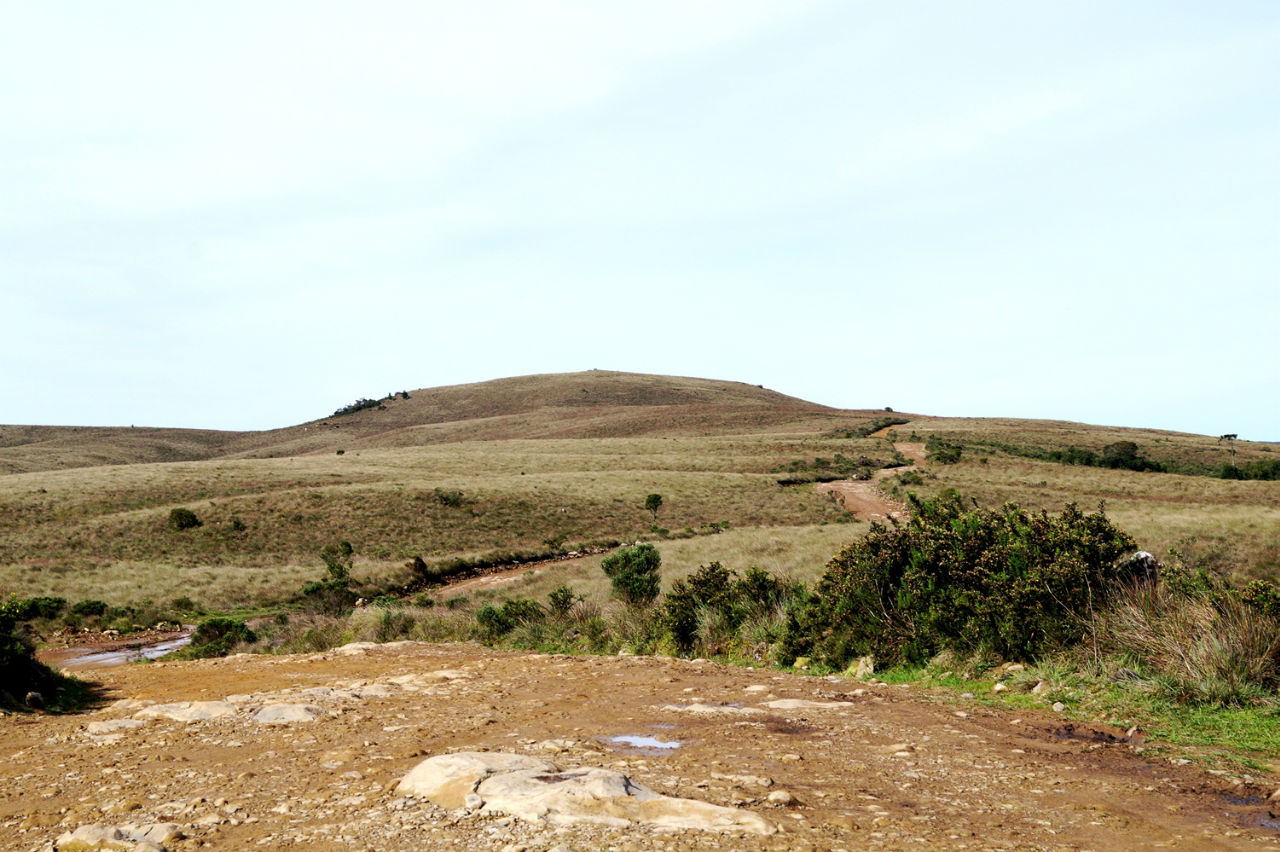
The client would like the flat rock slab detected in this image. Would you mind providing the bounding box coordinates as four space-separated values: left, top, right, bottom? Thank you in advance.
760 698 855 711
132 701 235 723
55 822 182 851
398 752 773 834
253 703 324 724
397 751 558 808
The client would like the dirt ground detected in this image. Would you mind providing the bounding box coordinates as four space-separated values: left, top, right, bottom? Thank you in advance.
5 641 1279 851
814 442 926 522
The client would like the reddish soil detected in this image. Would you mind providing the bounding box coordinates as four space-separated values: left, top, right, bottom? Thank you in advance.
5 642 1278 850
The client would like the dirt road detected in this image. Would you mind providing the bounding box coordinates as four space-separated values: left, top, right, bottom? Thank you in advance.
815 442 926 523
6 641 1277 850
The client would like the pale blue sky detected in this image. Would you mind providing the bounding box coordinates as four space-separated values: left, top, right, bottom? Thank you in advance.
3 2 1277 438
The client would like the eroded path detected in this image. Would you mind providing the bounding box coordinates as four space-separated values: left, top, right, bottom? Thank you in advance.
815 441 926 522
6 642 1277 850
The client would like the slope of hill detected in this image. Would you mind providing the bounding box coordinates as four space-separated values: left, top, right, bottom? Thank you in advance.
0 371 847 474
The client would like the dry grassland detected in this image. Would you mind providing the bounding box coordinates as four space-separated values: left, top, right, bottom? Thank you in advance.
2 372 1275 611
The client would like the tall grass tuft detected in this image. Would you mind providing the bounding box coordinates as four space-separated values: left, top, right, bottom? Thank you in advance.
1095 581 1280 704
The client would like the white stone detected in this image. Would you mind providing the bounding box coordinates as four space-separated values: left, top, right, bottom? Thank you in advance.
658 703 764 716
253 703 324 724
1052 702 1066 713
477 765 774 834
759 698 852 711
333 642 379 655
86 719 147 736
133 701 235 723
397 752 558 808
766 790 797 806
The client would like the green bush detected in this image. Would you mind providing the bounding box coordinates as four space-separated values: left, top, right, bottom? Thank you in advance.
187 617 257 658
14 597 66 621
475 598 545 640
601 544 661 608
168 507 202 530
70 599 108 618
783 492 1137 668
547 584 580 618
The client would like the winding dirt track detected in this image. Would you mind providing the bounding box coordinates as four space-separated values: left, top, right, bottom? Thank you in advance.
6 642 1278 850
815 442 926 522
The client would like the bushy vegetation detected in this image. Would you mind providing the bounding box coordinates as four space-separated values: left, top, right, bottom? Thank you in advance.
300 541 358 615
600 543 662 607
827 416 910 439
780 491 1137 667
774 453 888 485
168 507 202 530
185 617 257 658
0 595 74 710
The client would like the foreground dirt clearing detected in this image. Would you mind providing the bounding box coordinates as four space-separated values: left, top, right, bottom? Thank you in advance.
6 643 1278 850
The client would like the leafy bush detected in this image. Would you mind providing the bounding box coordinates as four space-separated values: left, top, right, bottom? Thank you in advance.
70 599 108 618
187 617 257 658
475 598 545 640
13 597 66 620
168 507 202 530
320 541 354 581
925 435 963 464
433 488 464 507
661 563 788 655
601 544 662 607
644 493 663 522
783 492 1137 667
547 584 580 618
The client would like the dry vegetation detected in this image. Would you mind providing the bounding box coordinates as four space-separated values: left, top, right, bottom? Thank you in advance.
1 371 1276 613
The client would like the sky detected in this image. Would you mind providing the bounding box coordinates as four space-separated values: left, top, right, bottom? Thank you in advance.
3 1 1277 439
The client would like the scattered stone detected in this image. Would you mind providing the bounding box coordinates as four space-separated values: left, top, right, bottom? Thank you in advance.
397 752 558 808
960 693 975 699
1031 680 1050 695
1052 702 1066 713
767 790 797 806
86 719 148 736
711 772 772 788
780 753 803 762
133 701 235 723
992 683 1008 694
252 704 324 725
659 703 764 716
743 685 768 693
465 793 485 811
25 691 44 710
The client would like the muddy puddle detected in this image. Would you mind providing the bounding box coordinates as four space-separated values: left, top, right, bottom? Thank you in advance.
52 631 193 668
608 734 681 751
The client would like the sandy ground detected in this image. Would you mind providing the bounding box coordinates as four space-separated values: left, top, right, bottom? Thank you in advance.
5 640 1278 851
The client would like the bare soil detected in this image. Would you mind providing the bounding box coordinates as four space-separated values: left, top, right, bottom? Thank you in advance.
815 442 926 522
6 641 1278 850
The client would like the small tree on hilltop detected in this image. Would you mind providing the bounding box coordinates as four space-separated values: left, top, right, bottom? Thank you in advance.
601 543 661 608
644 493 663 523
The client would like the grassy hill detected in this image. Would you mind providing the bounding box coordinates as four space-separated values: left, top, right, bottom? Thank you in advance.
0 370 1276 610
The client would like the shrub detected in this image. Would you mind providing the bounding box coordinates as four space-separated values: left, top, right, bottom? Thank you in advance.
547 584 580 618
14 597 66 621
168 507 202 531
320 541 354 582
475 598 545 640
70 599 108 618
644 493 663 522
187 617 257 658
0 595 66 710
601 544 661 608
784 492 1137 668
433 488 464 507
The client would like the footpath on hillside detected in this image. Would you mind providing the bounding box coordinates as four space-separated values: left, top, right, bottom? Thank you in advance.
8 641 1278 850
814 441 926 523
